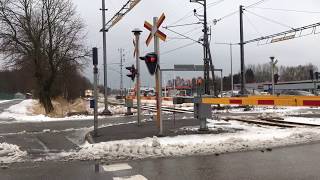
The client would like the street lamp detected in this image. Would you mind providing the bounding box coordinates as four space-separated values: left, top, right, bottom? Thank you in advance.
270 56 278 95
132 28 142 126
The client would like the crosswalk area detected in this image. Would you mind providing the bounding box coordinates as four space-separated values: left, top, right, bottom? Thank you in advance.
101 163 148 180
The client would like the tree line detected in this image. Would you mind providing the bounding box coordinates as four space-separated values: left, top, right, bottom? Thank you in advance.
166 63 318 92
0 67 92 100
0 0 89 113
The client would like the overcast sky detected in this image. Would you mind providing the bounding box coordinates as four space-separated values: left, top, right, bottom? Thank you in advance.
73 0 320 89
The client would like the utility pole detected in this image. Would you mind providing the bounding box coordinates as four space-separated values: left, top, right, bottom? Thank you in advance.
101 0 112 115
191 0 215 96
119 48 125 97
132 28 142 126
239 5 245 95
214 42 234 95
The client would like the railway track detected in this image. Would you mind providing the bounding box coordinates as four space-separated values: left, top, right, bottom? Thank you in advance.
106 100 194 114
221 116 320 128
140 105 194 114
107 99 320 128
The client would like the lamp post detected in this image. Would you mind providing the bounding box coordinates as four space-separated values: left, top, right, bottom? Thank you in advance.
132 28 142 126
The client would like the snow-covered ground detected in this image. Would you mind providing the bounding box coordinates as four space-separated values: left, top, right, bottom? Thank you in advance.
59 119 320 162
0 100 95 123
0 143 27 164
0 99 129 123
2 99 320 164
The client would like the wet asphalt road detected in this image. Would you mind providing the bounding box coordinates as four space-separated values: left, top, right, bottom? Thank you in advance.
0 100 194 159
2 142 320 180
2 100 320 179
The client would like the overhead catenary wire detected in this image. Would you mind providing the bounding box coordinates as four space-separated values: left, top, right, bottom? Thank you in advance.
250 7 320 14
161 42 199 56
213 0 272 24
166 0 226 26
165 22 202 28
245 9 296 30
245 0 271 9
243 13 263 37
164 27 202 45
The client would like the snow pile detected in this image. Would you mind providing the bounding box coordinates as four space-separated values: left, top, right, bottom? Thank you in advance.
0 100 95 123
5 99 36 115
0 143 27 164
66 126 320 162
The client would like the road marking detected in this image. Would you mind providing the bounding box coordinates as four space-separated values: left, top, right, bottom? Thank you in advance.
35 137 50 153
102 163 132 172
113 175 148 180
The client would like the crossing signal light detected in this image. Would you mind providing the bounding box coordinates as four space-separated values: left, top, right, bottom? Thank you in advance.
140 53 158 75
126 65 137 81
274 74 279 84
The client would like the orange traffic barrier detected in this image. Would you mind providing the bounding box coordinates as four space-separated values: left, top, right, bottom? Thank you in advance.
202 96 320 107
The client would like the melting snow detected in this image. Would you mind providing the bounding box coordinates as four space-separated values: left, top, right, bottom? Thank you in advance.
0 143 27 164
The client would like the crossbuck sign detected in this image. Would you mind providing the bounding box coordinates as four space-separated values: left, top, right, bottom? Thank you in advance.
144 13 167 46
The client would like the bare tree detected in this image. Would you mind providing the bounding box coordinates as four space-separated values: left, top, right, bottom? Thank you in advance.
0 0 88 113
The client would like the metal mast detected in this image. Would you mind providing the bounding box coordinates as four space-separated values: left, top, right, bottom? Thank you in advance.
239 5 245 95
191 0 215 96
100 0 141 115
101 0 112 115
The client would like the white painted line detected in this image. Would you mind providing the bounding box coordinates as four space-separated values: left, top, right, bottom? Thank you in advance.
113 175 148 180
36 138 49 153
102 163 132 172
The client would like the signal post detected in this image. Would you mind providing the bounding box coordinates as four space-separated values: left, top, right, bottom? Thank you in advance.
153 16 162 136
143 13 167 136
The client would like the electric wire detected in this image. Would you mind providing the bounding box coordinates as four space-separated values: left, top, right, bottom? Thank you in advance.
161 42 199 56
243 13 263 37
245 9 296 30
251 7 320 14
166 0 225 26
214 0 272 23
165 22 201 28
246 0 271 9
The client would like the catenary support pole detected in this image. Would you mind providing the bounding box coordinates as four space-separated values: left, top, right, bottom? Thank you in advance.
239 5 245 95
101 0 112 115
